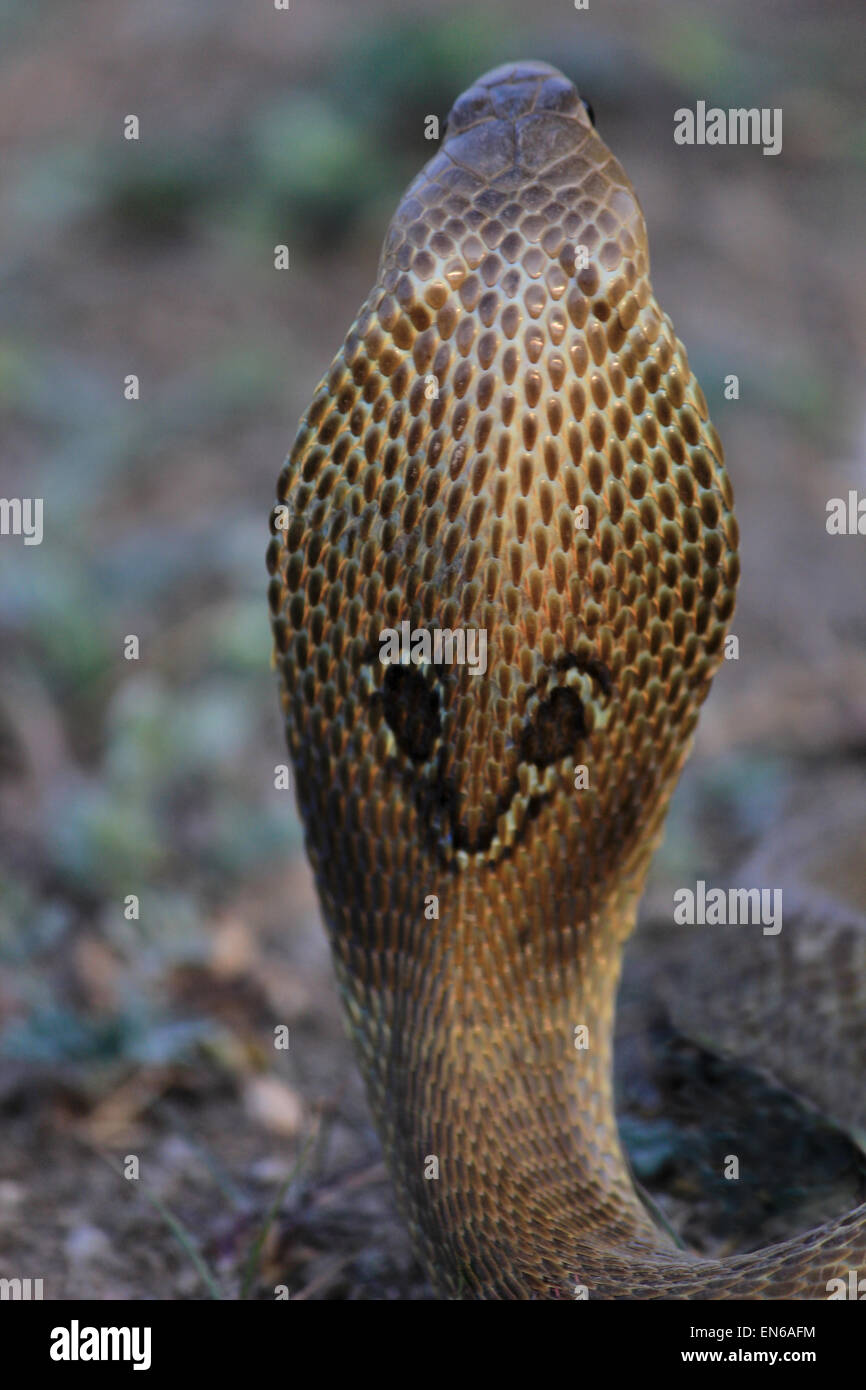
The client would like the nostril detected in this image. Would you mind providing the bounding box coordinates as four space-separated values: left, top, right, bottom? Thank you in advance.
382 664 441 763
520 686 587 768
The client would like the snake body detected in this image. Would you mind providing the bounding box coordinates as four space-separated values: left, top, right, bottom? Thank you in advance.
267 61 866 1298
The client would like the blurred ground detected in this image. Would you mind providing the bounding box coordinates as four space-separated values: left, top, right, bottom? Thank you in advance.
0 0 864 1298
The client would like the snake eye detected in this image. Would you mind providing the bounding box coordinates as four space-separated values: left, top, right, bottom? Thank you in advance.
581 97 596 128
520 685 587 768
382 663 441 762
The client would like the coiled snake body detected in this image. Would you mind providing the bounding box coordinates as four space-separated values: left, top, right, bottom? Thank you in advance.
267 62 866 1298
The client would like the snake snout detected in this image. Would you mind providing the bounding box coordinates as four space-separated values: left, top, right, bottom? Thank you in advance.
441 60 594 183
445 60 585 128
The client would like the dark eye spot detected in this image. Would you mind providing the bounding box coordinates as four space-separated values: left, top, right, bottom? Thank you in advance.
520 686 586 768
552 651 612 696
382 664 441 762
582 97 596 128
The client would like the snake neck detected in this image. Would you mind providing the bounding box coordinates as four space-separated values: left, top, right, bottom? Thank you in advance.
325 850 866 1300
320 854 664 1298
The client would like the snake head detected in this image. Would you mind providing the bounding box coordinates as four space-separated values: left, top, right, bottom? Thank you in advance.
442 59 593 153
393 59 650 311
268 60 738 899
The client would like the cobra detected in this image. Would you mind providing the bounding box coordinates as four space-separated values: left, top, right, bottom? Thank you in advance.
266 61 866 1298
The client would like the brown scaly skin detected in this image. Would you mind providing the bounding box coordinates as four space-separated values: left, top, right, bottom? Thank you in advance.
267 61 866 1298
